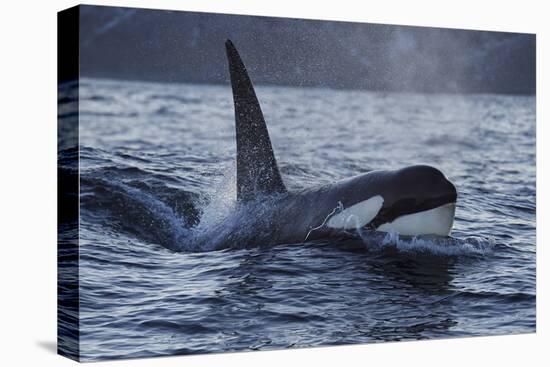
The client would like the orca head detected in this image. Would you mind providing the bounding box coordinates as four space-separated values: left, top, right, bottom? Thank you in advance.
326 165 457 237
371 165 457 236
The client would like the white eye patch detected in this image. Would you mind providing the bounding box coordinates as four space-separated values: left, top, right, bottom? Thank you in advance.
326 195 384 229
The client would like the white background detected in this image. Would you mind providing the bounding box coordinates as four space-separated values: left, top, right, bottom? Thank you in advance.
0 0 547 366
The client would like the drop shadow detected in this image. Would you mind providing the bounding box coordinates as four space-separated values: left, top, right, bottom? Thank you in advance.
36 340 57 354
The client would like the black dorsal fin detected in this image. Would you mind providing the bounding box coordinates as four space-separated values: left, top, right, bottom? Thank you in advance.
225 39 287 202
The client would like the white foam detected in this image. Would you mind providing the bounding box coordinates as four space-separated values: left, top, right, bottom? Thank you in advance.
192 162 237 234
372 230 496 256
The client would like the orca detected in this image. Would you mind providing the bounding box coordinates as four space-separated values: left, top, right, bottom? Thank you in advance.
223 39 457 245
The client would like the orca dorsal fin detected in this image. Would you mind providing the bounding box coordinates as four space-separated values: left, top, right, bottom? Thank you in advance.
225 39 287 202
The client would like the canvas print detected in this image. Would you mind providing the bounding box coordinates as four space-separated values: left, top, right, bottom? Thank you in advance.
58 5 536 362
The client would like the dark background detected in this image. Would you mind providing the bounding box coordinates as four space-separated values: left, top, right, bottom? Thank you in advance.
78 5 536 95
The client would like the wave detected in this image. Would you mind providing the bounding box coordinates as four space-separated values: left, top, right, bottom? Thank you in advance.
81 161 267 252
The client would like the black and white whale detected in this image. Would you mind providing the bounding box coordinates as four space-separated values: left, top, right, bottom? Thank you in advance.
221 39 457 246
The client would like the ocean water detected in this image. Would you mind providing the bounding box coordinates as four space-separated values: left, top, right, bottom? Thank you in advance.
59 78 535 361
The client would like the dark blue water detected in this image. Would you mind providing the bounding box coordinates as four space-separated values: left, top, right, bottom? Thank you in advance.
61 78 535 361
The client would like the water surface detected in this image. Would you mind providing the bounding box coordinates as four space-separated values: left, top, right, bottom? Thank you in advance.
61 78 535 361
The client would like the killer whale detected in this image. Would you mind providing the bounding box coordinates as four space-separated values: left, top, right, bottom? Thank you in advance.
224 39 457 244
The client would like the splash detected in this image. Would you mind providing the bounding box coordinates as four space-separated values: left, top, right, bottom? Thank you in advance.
173 163 238 252
81 160 289 252
191 164 237 234
322 208 497 257
176 162 285 252
358 229 495 257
